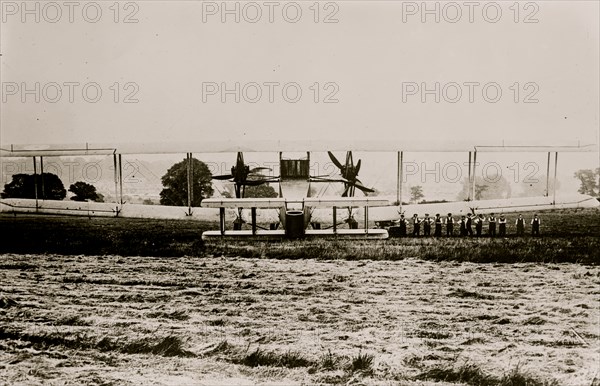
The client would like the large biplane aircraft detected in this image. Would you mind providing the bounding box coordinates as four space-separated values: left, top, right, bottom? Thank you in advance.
1 140 598 240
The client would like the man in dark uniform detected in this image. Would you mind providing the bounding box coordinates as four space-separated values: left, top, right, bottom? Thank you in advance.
531 214 541 236
498 214 507 237
434 214 442 237
475 214 484 237
459 215 467 236
466 213 473 236
423 214 432 236
412 214 421 236
488 213 497 237
515 214 525 236
398 214 407 236
445 213 454 236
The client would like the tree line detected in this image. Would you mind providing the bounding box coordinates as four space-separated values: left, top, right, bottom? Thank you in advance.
1 157 277 204
2 158 598 203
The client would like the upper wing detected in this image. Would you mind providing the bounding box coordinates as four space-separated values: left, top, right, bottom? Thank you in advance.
2 140 597 156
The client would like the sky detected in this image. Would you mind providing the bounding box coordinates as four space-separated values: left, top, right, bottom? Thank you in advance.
0 0 598 193
1 0 598 144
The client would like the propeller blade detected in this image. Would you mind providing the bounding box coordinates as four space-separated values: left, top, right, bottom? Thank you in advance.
248 173 269 178
328 151 344 169
212 174 233 180
354 183 375 193
250 167 271 173
310 177 348 183
355 159 361 174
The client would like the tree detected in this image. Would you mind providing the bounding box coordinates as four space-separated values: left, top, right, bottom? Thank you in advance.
244 184 278 198
457 175 511 201
474 184 488 200
409 186 424 203
159 157 214 206
69 181 103 202
574 168 599 196
1 173 66 200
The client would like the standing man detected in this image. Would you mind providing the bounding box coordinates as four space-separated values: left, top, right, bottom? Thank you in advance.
531 214 541 236
445 213 454 237
434 214 443 237
488 213 497 237
398 214 407 237
423 214 432 236
475 214 484 237
459 216 467 236
498 214 507 237
515 214 525 236
466 213 473 236
412 214 421 237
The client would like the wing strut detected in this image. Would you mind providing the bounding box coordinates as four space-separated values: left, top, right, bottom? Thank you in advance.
545 152 551 197
118 154 124 204
471 151 477 201
40 156 45 200
333 206 337 234
33 157 38 211
553 152 558 205
113 154 119 208
467 152 472 200
397 151 403 210
219 207 226 235
251 207 257 235
186 153 193 215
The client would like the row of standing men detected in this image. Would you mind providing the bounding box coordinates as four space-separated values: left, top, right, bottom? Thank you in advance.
393 213 542 237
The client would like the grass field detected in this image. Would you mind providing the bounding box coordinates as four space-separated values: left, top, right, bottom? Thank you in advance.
0 254 598 385
0 208 599 385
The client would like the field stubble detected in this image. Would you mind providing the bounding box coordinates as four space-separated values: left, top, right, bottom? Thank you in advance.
0 254 599 385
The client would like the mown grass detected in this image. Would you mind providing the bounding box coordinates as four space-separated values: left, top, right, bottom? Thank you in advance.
416 362 559 386
0 326 195 358
62 275 184 287
1 208 598 263
208 236 600 264
0 322 564 384
240 348 315 368
0 215 207 257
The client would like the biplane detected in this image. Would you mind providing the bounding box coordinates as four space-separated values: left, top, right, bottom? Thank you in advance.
1 140 598 240
203 150 389 239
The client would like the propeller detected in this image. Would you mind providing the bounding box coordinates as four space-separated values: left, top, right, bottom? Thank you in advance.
327 151 375 197
211 152 279 199
322 151 375 227
211 152 280 229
